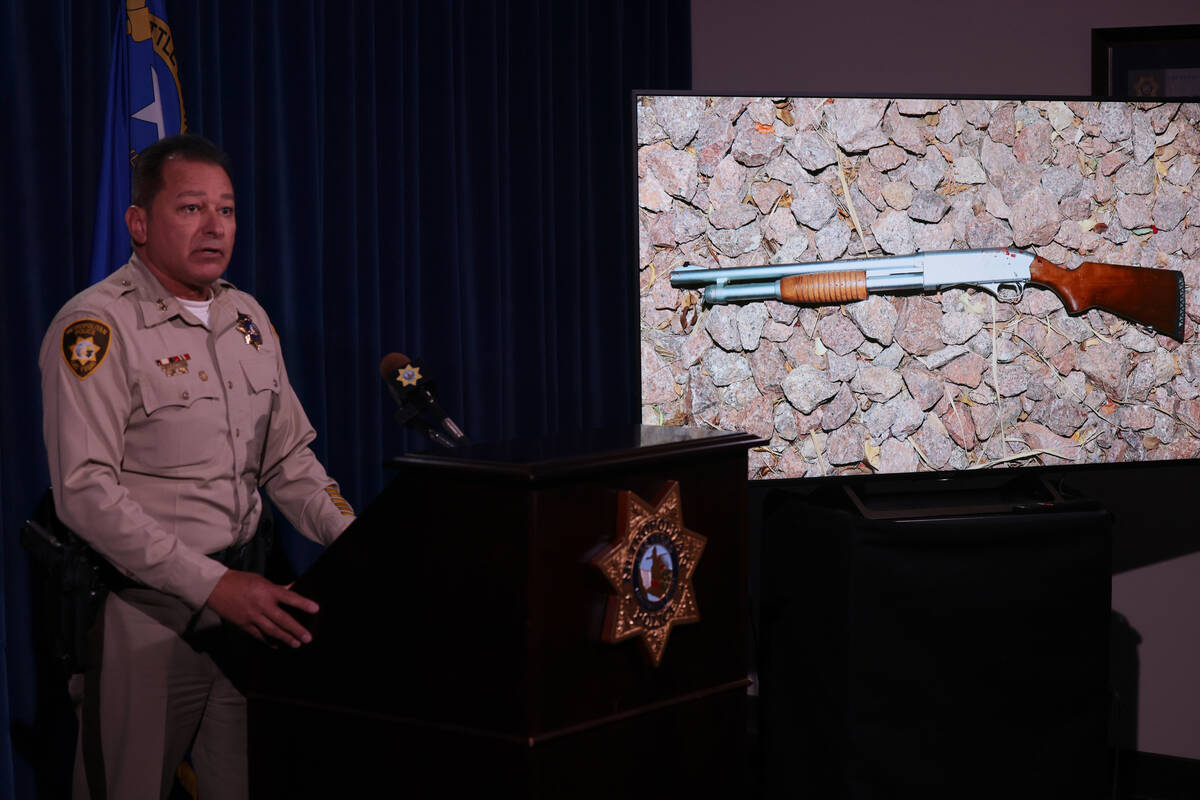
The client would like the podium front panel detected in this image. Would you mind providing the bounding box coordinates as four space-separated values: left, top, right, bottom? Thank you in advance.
242 426 761 793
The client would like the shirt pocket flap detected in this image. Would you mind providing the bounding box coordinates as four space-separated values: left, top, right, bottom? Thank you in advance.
140 376 221 415
241 358 280 395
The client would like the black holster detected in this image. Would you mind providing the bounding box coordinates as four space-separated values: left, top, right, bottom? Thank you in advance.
19 491 123 676
20 491 279 676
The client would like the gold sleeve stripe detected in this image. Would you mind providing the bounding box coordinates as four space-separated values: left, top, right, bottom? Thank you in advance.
324 485 356 516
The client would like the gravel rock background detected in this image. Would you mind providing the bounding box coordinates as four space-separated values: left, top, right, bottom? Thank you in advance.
638 96 1200 477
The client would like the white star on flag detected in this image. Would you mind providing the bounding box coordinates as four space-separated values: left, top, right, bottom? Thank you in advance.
131 66 165 140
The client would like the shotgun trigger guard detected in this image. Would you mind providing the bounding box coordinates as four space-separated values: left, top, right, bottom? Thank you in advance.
979 281 1023 302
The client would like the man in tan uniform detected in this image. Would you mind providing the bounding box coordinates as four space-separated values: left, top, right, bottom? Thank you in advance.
39 134 355 799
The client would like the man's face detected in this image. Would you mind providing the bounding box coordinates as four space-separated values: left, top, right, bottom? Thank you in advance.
125 157 236 300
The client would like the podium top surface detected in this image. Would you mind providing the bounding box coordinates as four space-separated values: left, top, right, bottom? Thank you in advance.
386 425 763 481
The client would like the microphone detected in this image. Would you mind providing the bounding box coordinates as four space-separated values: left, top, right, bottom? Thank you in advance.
379 352 470 447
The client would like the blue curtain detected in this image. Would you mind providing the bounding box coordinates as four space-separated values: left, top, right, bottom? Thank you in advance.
0 1 690 795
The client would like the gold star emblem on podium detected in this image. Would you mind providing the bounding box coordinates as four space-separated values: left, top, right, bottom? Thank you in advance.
592 481 705 666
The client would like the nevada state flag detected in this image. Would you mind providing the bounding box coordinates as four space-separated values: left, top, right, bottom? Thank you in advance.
89 0 186 284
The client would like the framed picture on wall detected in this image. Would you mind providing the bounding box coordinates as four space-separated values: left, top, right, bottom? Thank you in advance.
1092 25 1200 99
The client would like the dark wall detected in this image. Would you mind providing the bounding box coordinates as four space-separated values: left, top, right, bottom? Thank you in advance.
691 0 1200 96
0 2 691 796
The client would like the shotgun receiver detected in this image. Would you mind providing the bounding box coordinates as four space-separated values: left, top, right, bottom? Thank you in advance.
669 248 1187 341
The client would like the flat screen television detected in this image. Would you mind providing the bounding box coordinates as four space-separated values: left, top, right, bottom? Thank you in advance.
637 94 1200 479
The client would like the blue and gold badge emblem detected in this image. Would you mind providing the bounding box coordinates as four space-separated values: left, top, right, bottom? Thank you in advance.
61 319 112 380
235 314 263 350
592 481 705 666
398 364 422 387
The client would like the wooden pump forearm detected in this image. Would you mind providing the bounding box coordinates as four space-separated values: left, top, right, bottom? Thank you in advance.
778 271 869 304
1029 256 1186 341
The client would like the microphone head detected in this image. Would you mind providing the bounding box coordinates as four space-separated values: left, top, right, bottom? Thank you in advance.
379 352 412 378
381 351 427 390
378 351 467 446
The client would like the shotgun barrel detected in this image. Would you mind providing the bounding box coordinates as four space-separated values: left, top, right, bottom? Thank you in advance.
669 248 1035 304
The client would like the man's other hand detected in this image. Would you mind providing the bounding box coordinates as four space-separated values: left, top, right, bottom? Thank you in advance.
205 569 319 648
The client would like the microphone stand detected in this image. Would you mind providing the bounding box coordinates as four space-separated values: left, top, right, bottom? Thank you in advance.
393 408 468 449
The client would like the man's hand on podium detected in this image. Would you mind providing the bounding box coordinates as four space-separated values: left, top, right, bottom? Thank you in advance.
205 569 320 648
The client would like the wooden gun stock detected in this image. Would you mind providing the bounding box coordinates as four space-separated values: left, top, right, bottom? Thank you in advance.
1029 256 1186 341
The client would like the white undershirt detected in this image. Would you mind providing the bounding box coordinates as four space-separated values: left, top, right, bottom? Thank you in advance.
177 295 214 327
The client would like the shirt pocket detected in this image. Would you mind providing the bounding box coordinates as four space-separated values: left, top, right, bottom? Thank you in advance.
129 374 226 472
240 358 280 396
240 357 281 447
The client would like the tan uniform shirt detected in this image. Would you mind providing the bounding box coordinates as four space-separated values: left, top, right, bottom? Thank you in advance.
40 254 354 610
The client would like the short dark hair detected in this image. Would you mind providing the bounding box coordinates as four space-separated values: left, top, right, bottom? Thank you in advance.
130 134 234 209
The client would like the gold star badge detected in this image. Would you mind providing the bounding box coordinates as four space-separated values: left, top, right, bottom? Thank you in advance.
398 365 422 387
592 481 705 666
73 338 98 364
235 314 263 350
61 319 112 380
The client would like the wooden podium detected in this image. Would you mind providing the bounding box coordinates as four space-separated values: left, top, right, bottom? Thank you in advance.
239 426 761 797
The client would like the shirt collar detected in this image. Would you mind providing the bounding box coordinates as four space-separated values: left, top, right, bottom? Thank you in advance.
123 252 239 328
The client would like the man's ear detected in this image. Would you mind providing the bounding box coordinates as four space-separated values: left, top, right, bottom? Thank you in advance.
125 205 148 247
